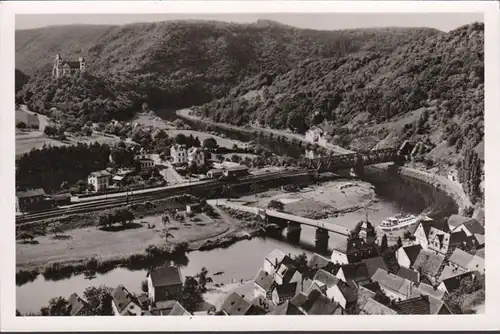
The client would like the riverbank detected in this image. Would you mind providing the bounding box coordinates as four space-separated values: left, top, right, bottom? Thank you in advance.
177 108 472 215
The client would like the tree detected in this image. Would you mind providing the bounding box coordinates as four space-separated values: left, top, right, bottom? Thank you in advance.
396 236 403 248
175 133 187 146
231 154 241 163
49 221 62 238
17 232 35 242
380 234 388 253
141 279 148 293
40 297 70 316
16 122 27 129
83 285 113 316
267 199 285 212
181 276 203 313
202 137 218 150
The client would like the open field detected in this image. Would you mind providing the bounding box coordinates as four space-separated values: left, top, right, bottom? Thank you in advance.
16 130 122 157
132 112 176 129
16 211 235 271
165 129 239 149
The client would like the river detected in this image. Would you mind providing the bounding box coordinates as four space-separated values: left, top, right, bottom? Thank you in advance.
16 111 456 314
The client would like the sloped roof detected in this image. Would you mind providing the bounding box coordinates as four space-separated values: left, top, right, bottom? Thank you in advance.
290 292 308 308
62 61 81 68
16 188 45 198
396 267 420 283
428 296 451 314
149 266 183 287
112 285 138 313
440 271 479 293
68 293 88 316
372 269 419 299
418 282 445 300
168 302 191 316
449 230 469 246
361 256 389 277
448 214 475 229
339 262 370 282
474 234 485 246
462 220 485 235
413 250 445 277
301 289 340 315
265 249 287 269
267 300 303 315
313 269 339 288
393 296 431 314
336 281 358 304
449 248 474 269
275 282 298 298
421 220 450 236
89 170 111 178
401 244 423 265
221 292 252 315
307 253 332 270
253 269 275 292
438 265 467 283
361 298 397 315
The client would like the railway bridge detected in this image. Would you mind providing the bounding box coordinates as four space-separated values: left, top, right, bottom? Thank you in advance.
298 147 403 174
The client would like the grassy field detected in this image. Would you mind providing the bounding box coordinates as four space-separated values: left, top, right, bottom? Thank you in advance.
16 130 122 157
16 211 233 271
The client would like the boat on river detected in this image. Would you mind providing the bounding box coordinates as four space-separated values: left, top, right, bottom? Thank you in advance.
377 214 420 233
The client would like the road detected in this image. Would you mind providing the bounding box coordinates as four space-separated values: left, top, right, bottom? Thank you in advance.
20 104 49 132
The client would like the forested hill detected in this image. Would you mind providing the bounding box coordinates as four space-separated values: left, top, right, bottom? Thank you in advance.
196 22 484 165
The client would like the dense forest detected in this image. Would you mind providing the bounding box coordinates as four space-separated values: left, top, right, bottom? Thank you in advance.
196 22 484 167
15 69 29 93
15 21 439 113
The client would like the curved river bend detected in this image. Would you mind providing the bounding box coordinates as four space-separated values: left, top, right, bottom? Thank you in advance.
16 116 457 314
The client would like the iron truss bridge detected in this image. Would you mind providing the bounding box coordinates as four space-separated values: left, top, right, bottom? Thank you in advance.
298 147 401 171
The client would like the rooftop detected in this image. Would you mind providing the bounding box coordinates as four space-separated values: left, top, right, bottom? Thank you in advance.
448 214 476 230
221 292 252 315
112 285 138 313
267 300 303 315
413 249 446 277
68 293 88 316
372 269 419 299
418 282 446 300
89 170 111 178
312 269 340 288
360 297 397 315
438 265 467 283
149 266 183 287
361 256 389 277
440 271 479 293
400 244 423 265
253 269 275 292
449 248 474 269
393 296 431 315
396 267 420 283
339 262 370 282
299 289 340 315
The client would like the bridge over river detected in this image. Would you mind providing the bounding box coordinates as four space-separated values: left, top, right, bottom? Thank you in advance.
211 199 350 253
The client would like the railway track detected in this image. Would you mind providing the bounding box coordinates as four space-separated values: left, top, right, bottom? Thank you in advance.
16 169 311 224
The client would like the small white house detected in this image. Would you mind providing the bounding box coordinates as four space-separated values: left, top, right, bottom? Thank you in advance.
188 147 205 166
112 285 142 316
87 170 112 192
170 144 188 164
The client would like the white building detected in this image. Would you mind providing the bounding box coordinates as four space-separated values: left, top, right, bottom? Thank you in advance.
170 144 188 164
305 127 323 143
111 285 142 316
87 170 111 192
187 147 205 166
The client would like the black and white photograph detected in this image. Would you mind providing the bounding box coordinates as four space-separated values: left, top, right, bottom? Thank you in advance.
1 0 499 331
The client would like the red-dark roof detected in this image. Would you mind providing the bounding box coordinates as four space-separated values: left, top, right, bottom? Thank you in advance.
16 188 45 199
339 262 370 282
393 296 431 314
361 257 389 277
401 244 423 265
62 61 81 68
267 300 303 315
396 267 420 283
149 266 183 287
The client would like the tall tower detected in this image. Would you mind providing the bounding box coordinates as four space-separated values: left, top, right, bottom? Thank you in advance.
52 53 62 78
79 57 86 73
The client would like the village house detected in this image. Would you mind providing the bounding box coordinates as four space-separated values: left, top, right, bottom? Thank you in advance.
267 300 303 315
438 271 480 294
449 217 484 237
68 293 90 316
395 267 420 284
361 257 389 277
438 264 467 282
396 244 423 269
149 300 191 316
50 193 71 207
187 147 205 166
112 285 142 316
263 249 289 274
371 269 420 301
52 53 86 79
309 269 340 299
418 282 446 301
290 289 343 315
253 269 276 299
360 297 398 315
307 254 338 273
274 262 302 286
448 248 485 274
271 282 298 305
87 170 112 192
330 236 379 265
170 144 188 164
327 281 358 311
412 249 446 283
336 262 372 285
412 220 450 250
137 157 155 170
147 266 184 303
220 292 265 315
15 188 48 212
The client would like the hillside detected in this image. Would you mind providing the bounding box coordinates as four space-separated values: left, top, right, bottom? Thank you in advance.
15 69 29 93
16 21 440 112
196 23 484 166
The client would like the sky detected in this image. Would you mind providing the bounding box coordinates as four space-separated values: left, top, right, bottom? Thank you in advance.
15 13 483 32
